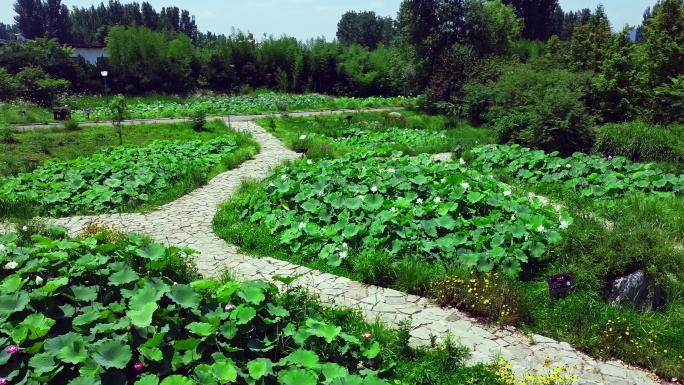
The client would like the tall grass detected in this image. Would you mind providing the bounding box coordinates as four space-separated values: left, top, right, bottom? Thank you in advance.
593 120 684 164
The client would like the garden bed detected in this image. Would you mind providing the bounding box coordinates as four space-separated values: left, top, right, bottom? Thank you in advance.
0 224 539 385
0 123 259 219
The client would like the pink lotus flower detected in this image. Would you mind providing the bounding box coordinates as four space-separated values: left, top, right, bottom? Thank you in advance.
134 362 144 371
126 326 132 331
608 155 613 160
581 182 586 187
5 345 19 354
357 363 364 370
224 304 236 312
0 377 7 385
361 332 371 339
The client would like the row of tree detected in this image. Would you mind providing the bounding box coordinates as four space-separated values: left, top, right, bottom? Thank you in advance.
11 0 204 45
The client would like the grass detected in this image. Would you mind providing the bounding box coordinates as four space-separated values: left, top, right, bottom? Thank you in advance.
0 101 54 125
0 119 235 177
257 110 494 159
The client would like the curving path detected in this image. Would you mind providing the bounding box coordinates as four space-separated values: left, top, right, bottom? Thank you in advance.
2 118 669 385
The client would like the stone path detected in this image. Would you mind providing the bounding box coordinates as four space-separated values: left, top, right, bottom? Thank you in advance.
10 107 396 131
1 119 669 385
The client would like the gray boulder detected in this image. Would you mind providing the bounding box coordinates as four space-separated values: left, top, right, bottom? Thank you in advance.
608 270 664 312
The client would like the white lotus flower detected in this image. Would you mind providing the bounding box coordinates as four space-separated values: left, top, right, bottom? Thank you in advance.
440 134 446 139
537 224 546 233
298 222 306 230
299 134 307 140
387 168 396 173
359 195 365 201
460 182 470 189
22 226 28 231
433 197 441 203
0 244 5 251
511 214 516 221
269 182 275 187
280 174 288 180
371 186 378 193
306 159 313 165
565 164 571 168
35 276 43 285
459 158 466 165
390 207 397 213
340 251 348 259
342 242 348 248
503 190 512 196
559 220 570 230
416 198 423 204
4 261 18 270
440 178 446 183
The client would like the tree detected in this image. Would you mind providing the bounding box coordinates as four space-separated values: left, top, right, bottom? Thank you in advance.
336 11 394 50
463 0 523 56
109 94 126 145
395 0 467 89
43 0 71 42
567 5 612 73
13 0 45 39
501 0 559 41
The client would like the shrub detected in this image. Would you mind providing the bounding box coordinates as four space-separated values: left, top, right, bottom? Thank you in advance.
190 109 207 132
431 271 523 325
14 66 70 107
487 64 595 156
593 120 684 163
62 118 80 132
0 125 17 144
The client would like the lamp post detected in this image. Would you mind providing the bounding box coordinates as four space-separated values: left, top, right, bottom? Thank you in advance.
100 71 109 118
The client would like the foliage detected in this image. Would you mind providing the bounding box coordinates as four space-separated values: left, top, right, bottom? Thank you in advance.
234 153 568 276
484 65 595 155
107 26 196 94
109 94 127 145
471 144 684 199
0 230 393 385
57 93 407 123
13 0 71 42
0 120 237 178
593 121 684 164
13 67 70 107
190 109 207 132
62 118 79 132
336 10 395 50
431 271 522 325
0 136 240 217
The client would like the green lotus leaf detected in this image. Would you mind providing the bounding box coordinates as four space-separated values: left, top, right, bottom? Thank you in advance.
91 340 132 369
280 368 318 385
167 284 201 309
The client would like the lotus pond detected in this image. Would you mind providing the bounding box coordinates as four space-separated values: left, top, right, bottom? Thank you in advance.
0 225 520 385
225 152 572 276
0 132 258 219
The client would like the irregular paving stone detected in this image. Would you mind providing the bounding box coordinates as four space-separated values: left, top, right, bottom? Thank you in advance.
4 117 668 385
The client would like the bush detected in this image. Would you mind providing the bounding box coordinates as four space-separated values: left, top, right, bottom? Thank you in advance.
488 65 595 155
14 66 70 107
0 125 17 144
594 121 684 163
431 271 523 325
190 109 207 132
63 118 80 132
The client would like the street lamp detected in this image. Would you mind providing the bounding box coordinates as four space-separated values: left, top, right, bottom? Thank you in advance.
100 71 109 118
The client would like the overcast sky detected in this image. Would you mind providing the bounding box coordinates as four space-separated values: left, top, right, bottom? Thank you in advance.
0 0 654 41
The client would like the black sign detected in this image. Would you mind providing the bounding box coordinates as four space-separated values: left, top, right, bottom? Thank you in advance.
547 272 575 295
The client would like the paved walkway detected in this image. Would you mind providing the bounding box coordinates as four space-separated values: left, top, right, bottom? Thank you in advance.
10 108 396 131
1 119 668 385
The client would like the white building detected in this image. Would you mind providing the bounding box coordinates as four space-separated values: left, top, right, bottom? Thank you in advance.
70 44 108 65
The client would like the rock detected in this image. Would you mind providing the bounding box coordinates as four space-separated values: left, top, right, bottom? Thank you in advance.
608 270 664 311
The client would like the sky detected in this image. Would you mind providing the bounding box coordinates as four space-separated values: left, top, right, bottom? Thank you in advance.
0 0 655 41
